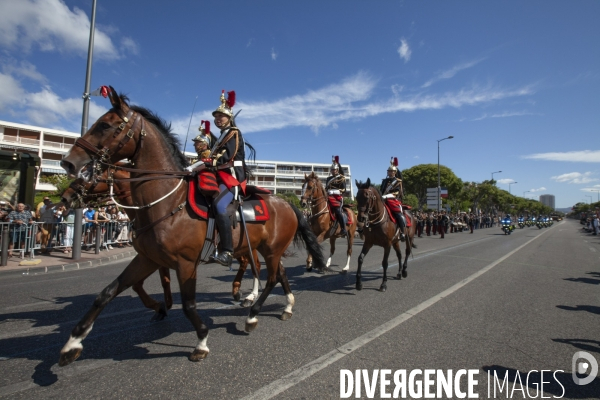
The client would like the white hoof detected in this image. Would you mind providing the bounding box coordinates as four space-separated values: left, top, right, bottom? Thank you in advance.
326 257 332 267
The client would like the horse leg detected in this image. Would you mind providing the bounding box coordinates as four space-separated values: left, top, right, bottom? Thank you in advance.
159 267 173 310
232 256 248 302
245 255 280 332
176 264 210 362
356 241 373 291
327 236 336 268
131 276 168 321
277 261 295 321
59 255 158 367
380 246 391 292
402 239 411 278
343 226 354 272
393 241 404 280
306 253 313 271
241 251 262 308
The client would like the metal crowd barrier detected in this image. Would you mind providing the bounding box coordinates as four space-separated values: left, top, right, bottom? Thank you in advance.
0 220 133 265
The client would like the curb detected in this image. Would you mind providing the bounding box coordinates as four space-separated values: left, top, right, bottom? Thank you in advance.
0 250 137 278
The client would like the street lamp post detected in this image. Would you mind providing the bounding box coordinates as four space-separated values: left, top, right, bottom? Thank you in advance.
590 189 600 202
523 190 530 198
509 181 518 194
491 171 502 185
586 195 593 204
437 136 454 212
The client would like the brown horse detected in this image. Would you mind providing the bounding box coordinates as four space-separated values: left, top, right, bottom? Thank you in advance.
354 179 416 292
62 167 263 310
300 172 357 271
58 88 325 366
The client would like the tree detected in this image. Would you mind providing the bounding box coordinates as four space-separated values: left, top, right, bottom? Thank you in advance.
402 164 462 209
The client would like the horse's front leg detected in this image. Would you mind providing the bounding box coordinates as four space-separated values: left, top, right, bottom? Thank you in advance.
245 255 280 332
158 267 173 310
343 223 356 272
132 274 168 321
232 256 249 302
177 263 210 362
241 251 261 308
327 235 336 268
393 240 404 280
380 246 391 292
59 255 158 366
356 241 373 291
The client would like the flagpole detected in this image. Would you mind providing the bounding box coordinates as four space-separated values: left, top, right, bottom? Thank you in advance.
182 96 198 154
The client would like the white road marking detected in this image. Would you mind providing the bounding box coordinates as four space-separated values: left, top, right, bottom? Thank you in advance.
590 247 596 252
239 223 552 400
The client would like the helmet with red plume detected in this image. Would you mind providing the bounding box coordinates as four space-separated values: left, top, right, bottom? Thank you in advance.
212 90 236 118
387 157 399 172
330 155 343 174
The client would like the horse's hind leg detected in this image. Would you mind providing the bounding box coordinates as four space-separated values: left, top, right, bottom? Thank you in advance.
402 241 410 278
380 246 391 292
245 255 280 332
177 264 210 362
59 255 158 367
276 261 295 321
393 241 404 280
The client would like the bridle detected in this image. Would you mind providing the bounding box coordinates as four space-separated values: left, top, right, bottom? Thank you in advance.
301 178 328 220
357 187 386 228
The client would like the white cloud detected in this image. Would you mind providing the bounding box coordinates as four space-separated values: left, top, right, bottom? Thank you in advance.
529 187 546 192
0 0 137 60
0 70 106 128
551 172 597 184
1 59 47 84
523 150 600 163
271 48 278 61
391 84 404 96
246 38 254 48
469 111 539 121
497 178 516 185
397 38 411 63
176 73 534 136
422 58 485 88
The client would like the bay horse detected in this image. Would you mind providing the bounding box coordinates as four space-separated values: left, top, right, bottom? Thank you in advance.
58 88 326 366
354 179 416 292
300 172 357 271
62 166 263 310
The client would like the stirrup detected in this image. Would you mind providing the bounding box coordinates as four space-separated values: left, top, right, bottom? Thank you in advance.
211 251 233 267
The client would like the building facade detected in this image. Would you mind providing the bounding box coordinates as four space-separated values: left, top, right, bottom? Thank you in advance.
0 120 353 199
539 194 555 210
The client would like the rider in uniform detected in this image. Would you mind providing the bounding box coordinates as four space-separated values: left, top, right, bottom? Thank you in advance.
208 90 246 267
325 156 348 237
381 157 407 241
192 120 212 160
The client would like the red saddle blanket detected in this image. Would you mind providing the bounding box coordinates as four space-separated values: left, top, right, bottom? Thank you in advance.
383 199 412 227
188 179 270 222
327 204 354 226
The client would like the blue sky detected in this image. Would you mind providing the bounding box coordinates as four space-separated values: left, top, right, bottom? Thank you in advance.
0 0 599 208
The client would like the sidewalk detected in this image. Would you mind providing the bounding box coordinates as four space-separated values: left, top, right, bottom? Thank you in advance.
0 245 137 277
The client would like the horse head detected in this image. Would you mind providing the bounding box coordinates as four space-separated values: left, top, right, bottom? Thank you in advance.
61 163 131 208
300 172 322 208
355 178 377 229
61 87 142 181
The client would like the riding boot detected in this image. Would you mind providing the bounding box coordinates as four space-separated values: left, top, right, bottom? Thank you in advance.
334 207 347 237
211 214 233 267
395 213 406 241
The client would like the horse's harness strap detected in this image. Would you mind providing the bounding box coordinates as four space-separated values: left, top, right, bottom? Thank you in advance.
133 201 187 238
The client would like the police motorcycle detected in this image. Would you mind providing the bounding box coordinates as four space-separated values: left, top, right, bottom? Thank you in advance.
501 216 515 235
518 216 525 229
526 217 534 227
536 216 545 229
547 217 553 227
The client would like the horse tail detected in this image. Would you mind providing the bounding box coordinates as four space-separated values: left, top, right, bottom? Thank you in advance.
289 203 327 271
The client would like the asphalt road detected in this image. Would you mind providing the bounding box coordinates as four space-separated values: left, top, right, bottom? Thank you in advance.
0 219 598 399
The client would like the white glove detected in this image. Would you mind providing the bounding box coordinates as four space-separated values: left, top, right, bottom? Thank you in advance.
328 190 340 195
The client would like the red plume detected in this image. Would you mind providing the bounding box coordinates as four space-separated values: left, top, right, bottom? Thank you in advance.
204 120 210 133
393 157 398 167
226 91 236 108
335 155 339 164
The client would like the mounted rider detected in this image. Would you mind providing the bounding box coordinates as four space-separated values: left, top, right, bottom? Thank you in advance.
192 120 212 161
381 157 407 241
208 90 247 267
325 155 348 237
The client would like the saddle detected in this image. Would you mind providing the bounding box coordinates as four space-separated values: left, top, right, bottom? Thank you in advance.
383 201 412 227
327 203 354 226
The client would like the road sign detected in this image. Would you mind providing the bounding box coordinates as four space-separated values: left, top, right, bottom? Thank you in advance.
427 188 439 193
426 201 440 209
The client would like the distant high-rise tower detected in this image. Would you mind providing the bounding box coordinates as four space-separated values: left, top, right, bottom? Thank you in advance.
539 194 555 210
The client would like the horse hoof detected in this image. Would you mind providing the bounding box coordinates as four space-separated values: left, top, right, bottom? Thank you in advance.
245 320 258 333
402 270 408 278
58 348 82 367
151 309 167 322
241 299 254 308
396 273 402 280
306 266 313 272
356 283 363 291
342 266 350 273
189 349 209 362
280 311 293 321
379 286 387 292
233 292 241 302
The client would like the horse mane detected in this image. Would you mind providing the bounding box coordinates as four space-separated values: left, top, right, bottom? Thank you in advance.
117 95 187 170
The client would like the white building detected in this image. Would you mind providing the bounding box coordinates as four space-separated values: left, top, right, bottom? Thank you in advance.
0 120 353 199
539 194 555 210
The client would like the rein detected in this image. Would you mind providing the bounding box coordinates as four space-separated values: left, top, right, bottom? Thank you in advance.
359 188 386 228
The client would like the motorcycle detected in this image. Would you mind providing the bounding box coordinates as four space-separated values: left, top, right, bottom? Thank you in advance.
518 218 525 229
501 219 514 235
